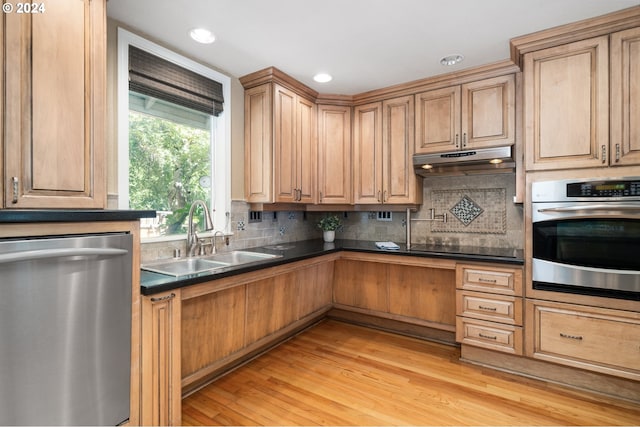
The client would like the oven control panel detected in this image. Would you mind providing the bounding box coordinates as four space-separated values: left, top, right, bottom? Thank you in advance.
532 177 640 202
567 180 640 198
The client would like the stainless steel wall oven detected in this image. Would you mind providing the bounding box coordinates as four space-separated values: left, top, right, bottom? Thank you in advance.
531 177 640 301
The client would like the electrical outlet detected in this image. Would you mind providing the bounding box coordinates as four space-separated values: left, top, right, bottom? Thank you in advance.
248 211 262 223
376 211 392 221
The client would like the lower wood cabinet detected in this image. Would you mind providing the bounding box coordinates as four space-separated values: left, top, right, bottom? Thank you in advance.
179 257 334 395
526 299 640 380
388 264 456 326
456 317 523 355
333 254 457 332
333 259 389 312
455 263 524 354
141 290 182 427
181 286 246 377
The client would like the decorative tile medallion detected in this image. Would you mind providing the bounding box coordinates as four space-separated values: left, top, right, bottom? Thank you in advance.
431 188 506 234
450 195 484 225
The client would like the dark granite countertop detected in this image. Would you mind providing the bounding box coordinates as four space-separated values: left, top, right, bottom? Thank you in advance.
141 239 523 295
0 209 156 223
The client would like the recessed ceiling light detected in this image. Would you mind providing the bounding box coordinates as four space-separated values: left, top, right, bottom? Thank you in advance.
440 54 464 66
421 164 433 170
313 73 333 83
190 28 215 44
489 158 503 164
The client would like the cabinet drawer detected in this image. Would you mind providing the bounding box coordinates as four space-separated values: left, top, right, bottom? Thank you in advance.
456 264 522 296
456 317 523 355
456 291 522 325
528 300 640 378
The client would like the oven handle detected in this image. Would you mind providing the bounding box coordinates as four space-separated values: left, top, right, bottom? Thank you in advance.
537 204 640 215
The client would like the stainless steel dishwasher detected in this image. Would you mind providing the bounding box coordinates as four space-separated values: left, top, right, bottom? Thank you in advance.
0 232 133 426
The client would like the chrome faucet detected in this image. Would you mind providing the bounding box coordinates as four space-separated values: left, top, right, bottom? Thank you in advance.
187 200 214 257
211 230 226 254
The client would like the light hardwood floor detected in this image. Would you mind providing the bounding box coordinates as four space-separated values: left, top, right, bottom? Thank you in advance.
182 320 640 426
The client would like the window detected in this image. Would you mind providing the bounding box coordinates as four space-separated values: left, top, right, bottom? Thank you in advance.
117 29 231 240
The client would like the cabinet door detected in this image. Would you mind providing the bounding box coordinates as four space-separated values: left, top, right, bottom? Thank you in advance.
524 36 609 170
297 261 334 319
527 300 640 380
333 260 389 312
3 0 105 208
461 74 515 149
382 95 419 204
296 96 316 203
611 27 640 166
244 84 273 202
273 84 297 203
353 102 383 204
245 273 299 342
388 264 455 326
181 286 246 378
415 86 461 154
317 104 352 204
141 291 181 426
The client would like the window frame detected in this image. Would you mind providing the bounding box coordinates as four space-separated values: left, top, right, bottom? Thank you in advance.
117 28 231 241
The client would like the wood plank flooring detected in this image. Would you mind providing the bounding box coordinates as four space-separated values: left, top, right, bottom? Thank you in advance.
182 320 640 426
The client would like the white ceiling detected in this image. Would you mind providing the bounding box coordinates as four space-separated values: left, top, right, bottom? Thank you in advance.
107 0 640 95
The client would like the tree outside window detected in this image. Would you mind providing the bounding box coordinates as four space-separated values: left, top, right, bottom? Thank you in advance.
128 108 212 237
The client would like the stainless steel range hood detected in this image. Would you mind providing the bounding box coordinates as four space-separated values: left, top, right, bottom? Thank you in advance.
413 146 515 177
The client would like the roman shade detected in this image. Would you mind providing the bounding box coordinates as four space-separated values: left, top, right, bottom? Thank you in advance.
129 46 224 116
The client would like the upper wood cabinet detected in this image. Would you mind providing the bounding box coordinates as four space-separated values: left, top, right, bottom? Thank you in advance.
611 26 640 166
273 85 316 203
354 96 421 204
244 84 273 203
523 36 610 171
317 104 352 204
2 0 106 208
524 29 640 171
415 75 515 154
353 102 383 204
244 83 316 204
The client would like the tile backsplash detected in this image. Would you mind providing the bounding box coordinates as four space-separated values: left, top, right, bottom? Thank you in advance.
414 173 523 249
141 173 524 262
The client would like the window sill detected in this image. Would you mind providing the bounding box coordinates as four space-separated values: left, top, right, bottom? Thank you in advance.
141 230 233 245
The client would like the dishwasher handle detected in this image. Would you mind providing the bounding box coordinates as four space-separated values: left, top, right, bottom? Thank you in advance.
0 248 129 264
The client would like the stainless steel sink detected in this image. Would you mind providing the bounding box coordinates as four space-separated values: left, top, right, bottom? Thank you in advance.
142 250 282 277
142 258 230 277
203 250 282 265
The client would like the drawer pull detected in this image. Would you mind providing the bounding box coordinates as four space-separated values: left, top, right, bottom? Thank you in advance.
478 277 497 284
559 332 583 341
478 305 497 311
11 177 19 204
151 293 176 303
478 333 497 340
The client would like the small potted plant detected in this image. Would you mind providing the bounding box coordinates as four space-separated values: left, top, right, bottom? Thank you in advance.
317 214 341 243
